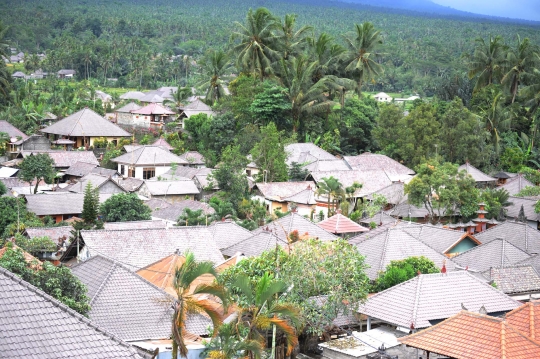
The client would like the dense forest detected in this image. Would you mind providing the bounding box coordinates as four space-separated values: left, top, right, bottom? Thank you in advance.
0 0 539 175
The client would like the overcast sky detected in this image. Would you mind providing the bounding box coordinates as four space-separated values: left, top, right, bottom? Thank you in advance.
432 0 540 21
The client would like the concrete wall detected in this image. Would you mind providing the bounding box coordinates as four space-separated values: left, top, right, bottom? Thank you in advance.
21 136 51 151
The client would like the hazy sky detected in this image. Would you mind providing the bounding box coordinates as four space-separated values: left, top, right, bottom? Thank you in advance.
432 0 540 21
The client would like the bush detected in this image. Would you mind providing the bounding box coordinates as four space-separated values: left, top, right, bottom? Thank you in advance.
93 137 108 148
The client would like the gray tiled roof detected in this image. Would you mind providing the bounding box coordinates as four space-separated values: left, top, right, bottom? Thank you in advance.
72 255 211 341
21 150 99 168
358 212 398 226
64 173 121 193
25 193 112 216
304 159 350 172
349 221 403 245
221 230 289 257
92 167 119 177
282 187 317 205
64 161 98 177
115 177 145 192
343 153 414 175
365 182 405 205
145 198 172 211
452 239 533 272
25 226 72 240
115 102 142 113
103 220 167 230
151 200 215 222
475 221 540 254
357 271 520 329
81 227 224 270
209 221 254 250
119 91 146 100
499 174 535 195
353 226 456 280
517 254 540 275
482 265 540 295
164 166 213 180
178 151 205 165
402 225 480 255
255 181 316 201
285 143 336 165
112 146 188 166
311 170 394 197
40 108 131 137
458 162 496 183
181 98 212 111
143 180 199 195
506 197 540 222
0 266 148 359
252 213 337 242
0 120 28 140
388 199 431 219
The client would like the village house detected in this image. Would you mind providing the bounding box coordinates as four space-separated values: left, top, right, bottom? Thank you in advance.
149 198 215 226
151 137 174 151
111 145 188 179
480 265 540 300
373 92 392 102
57 69 76 78
393 95 420 104
358 271 520 332
17 150 99 171
40 107 131 148
475 220 540 255
115 102 142 125
253 181 318 216
178 98 216 128
506 197 540 229
0 122 51 159
62 173 126 195
317 211 369 236
343 153 415 177
64 161 119 182
251 212 337 243
119 91 146 101
221 228 290 258
458 162 497 187
178 151 206 167
498 173 534 194
11 71 26 79
138 179 200 202
126 102 176 129
0 267 149 359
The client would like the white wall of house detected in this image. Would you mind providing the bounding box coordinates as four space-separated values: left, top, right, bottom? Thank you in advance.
117 164 172 180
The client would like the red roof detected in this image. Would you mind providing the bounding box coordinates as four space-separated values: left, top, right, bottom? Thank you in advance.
131 103 175 115
151 137 173 150
317 213 369 234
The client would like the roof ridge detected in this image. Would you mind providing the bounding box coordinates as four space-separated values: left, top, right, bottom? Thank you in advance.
378 229 391 273
89 259 118 305
0 266 141 354
410 274 423 329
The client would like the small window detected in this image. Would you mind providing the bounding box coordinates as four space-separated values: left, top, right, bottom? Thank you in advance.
128 167 135 178
143 167 156 179
120 165 125 175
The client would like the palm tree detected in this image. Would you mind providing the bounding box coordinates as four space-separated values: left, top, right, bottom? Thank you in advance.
278 14 312 60
341 22 384 93
501 36 538 103
205 323 263 359
177 208 207 226
165 86 192 109
232 273 301 359
231 8 281 80
468 35 507 92
480 92 511 153
308 32 345 82
197 49 231 104
521 57 540 114
171 252 227 358
316 176 345 217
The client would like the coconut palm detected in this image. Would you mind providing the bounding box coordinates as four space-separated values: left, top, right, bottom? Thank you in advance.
232 273 301 359
521 56 540 114
278 14 312 60
171 252 227 358
177 208 207 226
501 36 538 103
164 86 193 109
197 49 231 104
205 323 263 359
308 32 345 82
479 92 511 154
231 8 281 80
468 35 507 92
341 22 384 93
316 176 345 217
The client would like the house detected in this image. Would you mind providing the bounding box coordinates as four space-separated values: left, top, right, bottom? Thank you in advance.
72 255 211 342
11 71 26 79
253 181 318 216
152 137 174 152
139 92 165 103
343 153 415 177
62 173 126 194
452 238 533 272
285 142 336 165
0 267 150 359
178 99 215 128
138 179 200 202
398 310 540 359
150 199 215 225
458 162 496 187
40 108 131 148
393 95 420 104
9 134 51 156
111 145 188 179
364 182 406 207
475 221 540 255
246 155 260 178
0 166 18 178
178 151 206 167
505 300 540 338
119 91 146 101
57 69 76 78
102 220 167 230
252 212 337 243
24 192 112 223
115 102 142 125
64 161 118 181
481 265 540 300
493 171 517 185
506 196 540 229
317 211 369 236
94 90 113 106
19 150 98 170
373 92 392 102
498 173 535 195
358 271 520 330
0 121 36 159
114 176 145 192
353 226 456 280
76 227 225 270
221 228 290 258
25 226 72 245
207 221 255 251
358 211 399 228
128 102 176 129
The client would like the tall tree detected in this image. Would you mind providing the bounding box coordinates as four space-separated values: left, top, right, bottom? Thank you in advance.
501 36 538 103
316 176 344 217
99 193 152 222
171 252 227 358
278 13 312 60
468 35 506 92
250 122 288 182
81 182 99 226
373 103 404 158
18 153 56 194
341 22 384 93
197 49 231 104
231 8 280 80
209 144 249 209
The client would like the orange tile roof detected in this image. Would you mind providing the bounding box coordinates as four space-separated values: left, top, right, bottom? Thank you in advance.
399 311 540 359
506 300 540 340
317 213 369 234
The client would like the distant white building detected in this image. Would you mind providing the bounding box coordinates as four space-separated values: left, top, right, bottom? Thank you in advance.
394 95 421 104
374 92 392 102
